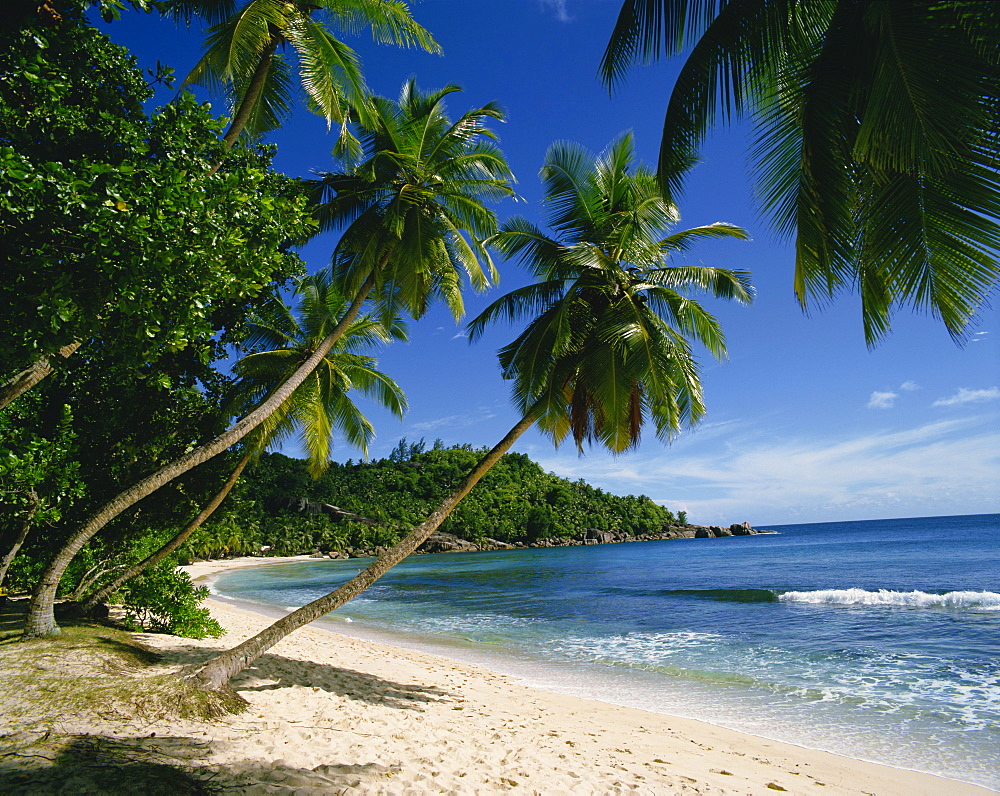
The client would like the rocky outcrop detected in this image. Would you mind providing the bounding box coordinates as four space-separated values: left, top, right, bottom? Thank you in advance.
694 522 759 538
271 512 770 561
418 532 481 554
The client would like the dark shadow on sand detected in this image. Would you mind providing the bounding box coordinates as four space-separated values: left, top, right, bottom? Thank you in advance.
0 732 396 794
157 642 454 710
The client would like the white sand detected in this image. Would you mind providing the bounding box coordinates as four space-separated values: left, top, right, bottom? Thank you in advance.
122 556 993 795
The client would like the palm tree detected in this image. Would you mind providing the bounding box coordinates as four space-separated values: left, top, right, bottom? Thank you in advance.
23 81 513 638
76 276 405 614
188 133 752 692
600 0 1000 344
308 79 517 324
169 0 441 153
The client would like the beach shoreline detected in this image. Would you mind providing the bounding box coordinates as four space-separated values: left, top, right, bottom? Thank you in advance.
169 555 997 794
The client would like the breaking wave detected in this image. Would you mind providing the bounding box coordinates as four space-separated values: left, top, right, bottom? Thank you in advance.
778 589 1000 611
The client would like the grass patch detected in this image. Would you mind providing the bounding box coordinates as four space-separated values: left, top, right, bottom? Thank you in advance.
0 606 244 727
0 603 244 792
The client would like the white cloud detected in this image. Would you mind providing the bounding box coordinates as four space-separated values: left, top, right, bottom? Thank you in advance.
451 331 468 340
932 387 1000 407
868 391 898 409
530 417 1000 525
538 0 572 22
900 381 919 391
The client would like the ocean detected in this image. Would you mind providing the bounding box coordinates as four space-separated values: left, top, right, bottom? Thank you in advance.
209 514 1000 790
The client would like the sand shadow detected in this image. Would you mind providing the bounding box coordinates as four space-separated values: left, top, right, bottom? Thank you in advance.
0 733 217 795
0 732 396 794
0 597 27 637
158 642 453 710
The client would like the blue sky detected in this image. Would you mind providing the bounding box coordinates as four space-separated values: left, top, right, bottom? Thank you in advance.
102 0 999 526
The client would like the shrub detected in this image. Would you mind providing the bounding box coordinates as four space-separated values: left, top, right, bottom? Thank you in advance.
119 563 224 639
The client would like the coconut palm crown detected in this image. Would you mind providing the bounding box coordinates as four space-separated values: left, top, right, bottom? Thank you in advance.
172 0 441 147
229 272 407 475
309 78 518 325
470 132 754 453
600 0 1000 344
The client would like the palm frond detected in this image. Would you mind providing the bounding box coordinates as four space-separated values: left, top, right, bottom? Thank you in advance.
321 0 442 54
600 0 726 89
286 15 367 129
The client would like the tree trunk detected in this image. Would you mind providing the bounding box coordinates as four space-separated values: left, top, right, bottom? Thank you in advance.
0 340 82 410
208 36 280 175
190 408 539 692
79 454 250 613
22 275 375 638
0 490 39 587
65 561 125 602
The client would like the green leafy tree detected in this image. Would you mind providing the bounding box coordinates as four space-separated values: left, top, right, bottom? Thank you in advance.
601 0 1000 343
0 18 311 407
23 79 513 638
0 399 83 587
2 334 240 600
188 133 751 692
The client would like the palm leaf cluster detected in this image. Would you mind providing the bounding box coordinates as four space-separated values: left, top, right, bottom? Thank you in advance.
309 79 517 323
174 0 440 141
471 133 753 453
229 274 407 476
601 0 1000 343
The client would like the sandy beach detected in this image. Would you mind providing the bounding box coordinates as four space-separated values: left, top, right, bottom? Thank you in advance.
2 555 994 795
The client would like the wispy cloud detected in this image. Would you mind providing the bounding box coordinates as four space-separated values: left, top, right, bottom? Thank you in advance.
932 387 1000 407
900 381 919 391
409 406 498 432
531 416 1000 525
868 391 898 409
538 0 572 22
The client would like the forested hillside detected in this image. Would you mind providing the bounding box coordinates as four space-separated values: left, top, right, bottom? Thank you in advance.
182 440 683 560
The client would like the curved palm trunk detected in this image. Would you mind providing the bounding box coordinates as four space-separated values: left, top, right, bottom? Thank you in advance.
22 275 375 639
65 562 126 602
0 490 39 588
78 454 250 614
0 340 82 410
208 36 280 175
190 408 539 692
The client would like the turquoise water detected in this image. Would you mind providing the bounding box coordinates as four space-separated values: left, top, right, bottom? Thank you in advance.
211 514 1000 789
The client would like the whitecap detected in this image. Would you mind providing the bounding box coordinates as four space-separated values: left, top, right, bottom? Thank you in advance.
778 589 1000 610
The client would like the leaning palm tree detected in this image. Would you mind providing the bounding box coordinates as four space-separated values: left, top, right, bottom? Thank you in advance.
77 276 406 614
23 81 514 638
169 0 440 153
601 0 1000 343
189 133 752 692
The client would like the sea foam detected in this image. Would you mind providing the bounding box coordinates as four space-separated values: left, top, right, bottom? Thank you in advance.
778 588 1000 610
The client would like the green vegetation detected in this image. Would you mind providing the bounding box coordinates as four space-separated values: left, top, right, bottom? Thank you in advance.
5 0 991 694
180 445 681 559
601 0 1000 343
188 135 748 691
